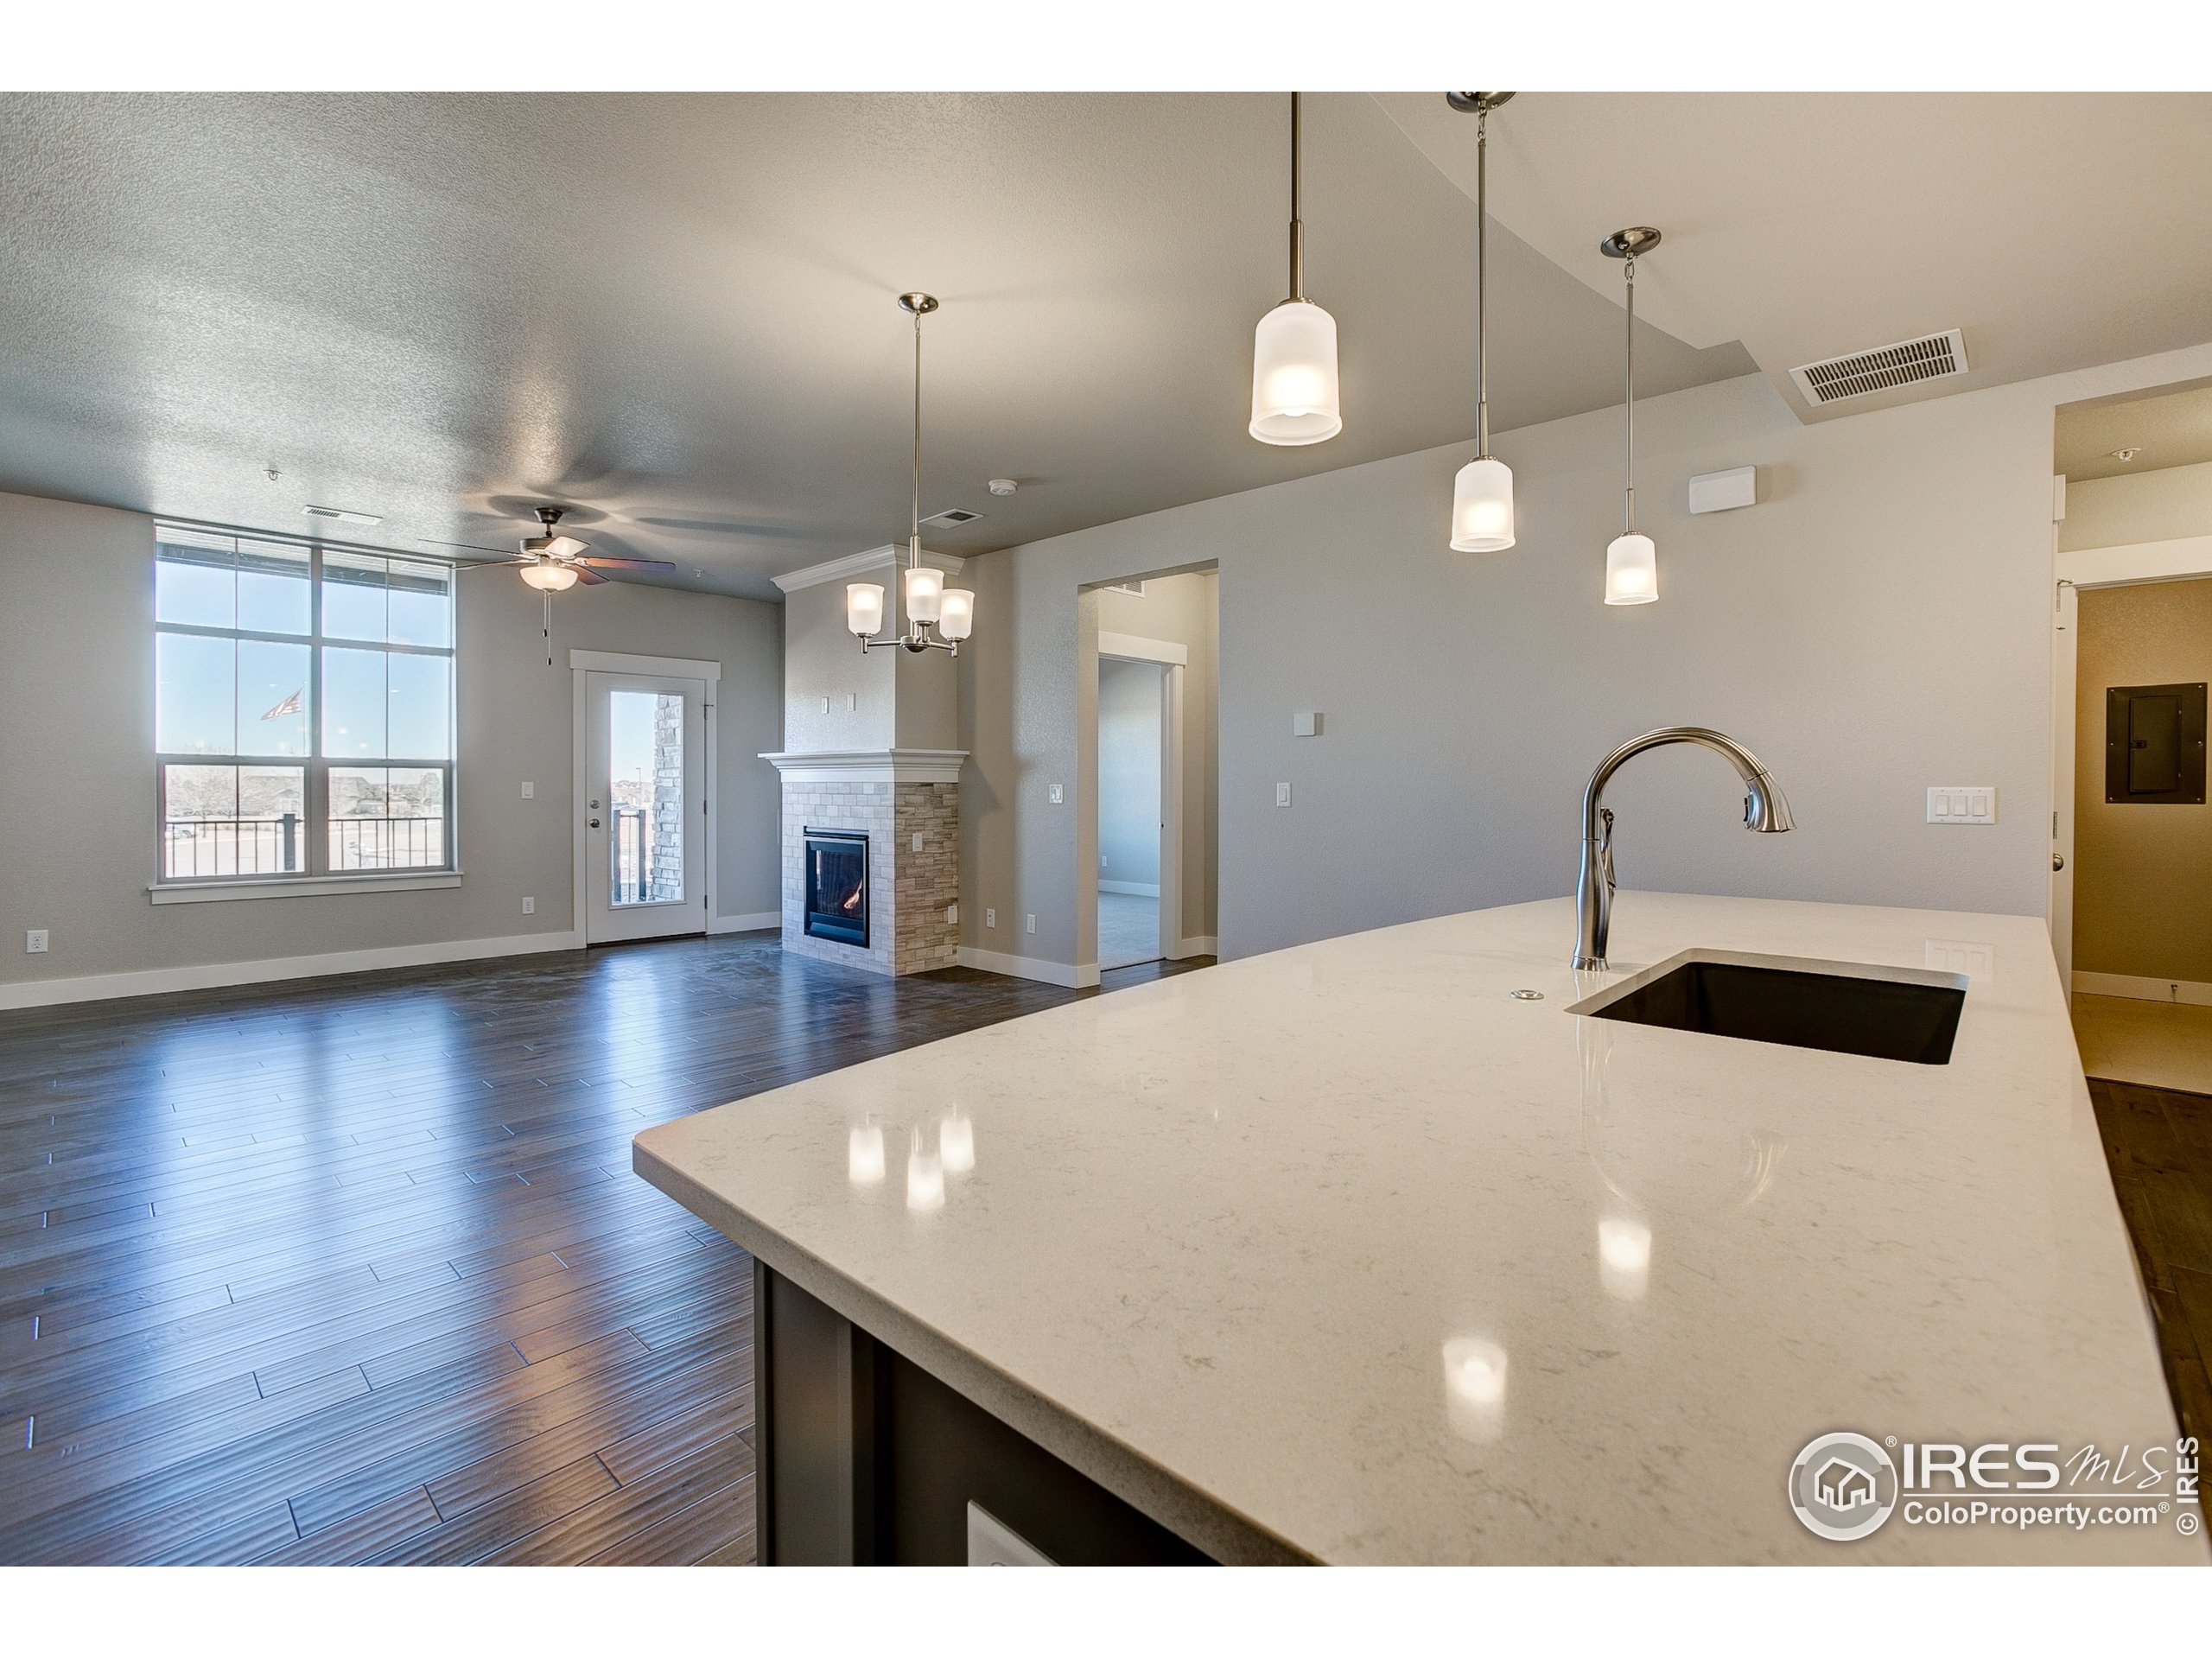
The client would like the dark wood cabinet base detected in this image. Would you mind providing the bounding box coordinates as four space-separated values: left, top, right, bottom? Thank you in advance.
753 1262 1211 1566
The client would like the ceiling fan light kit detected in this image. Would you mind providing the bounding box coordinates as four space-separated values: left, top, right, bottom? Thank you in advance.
849 293 976 655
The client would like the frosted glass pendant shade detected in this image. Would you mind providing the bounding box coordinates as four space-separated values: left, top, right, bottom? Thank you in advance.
904 565 944 625
520 561 578 592
1249 300 1342 446
1449 455 1516 552
938 588 975 641
1604 534 1658 606
846 582 886 637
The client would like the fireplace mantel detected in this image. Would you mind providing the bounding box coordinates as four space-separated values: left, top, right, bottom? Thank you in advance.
760 749 968 785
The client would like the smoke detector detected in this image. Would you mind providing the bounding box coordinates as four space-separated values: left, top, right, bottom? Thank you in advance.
987 478 1019 497
2107 447 2143 463
1788 328 1968 406
920 507 982 528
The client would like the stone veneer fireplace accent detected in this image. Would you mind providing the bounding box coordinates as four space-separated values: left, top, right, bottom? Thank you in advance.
763 751 964 977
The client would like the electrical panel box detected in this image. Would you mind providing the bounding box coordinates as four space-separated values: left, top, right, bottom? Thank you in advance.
2105 682 2207 804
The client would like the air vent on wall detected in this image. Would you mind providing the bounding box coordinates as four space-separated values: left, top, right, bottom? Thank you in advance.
921 507 982 528
1789 328 1968 406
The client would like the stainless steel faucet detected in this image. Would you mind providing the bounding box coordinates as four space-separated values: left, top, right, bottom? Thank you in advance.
1573 727 1795 969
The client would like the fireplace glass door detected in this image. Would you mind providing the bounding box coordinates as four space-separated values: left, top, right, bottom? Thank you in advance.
804 830 869 947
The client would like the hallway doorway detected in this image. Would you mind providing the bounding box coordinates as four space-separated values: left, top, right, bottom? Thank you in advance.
1097 654 1167 969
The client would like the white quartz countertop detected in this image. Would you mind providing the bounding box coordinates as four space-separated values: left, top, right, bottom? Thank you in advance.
633 893 2204 1564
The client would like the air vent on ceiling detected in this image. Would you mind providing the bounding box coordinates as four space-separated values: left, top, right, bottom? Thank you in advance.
921 507 982 528
303 505 384 526
1789 328 1968 406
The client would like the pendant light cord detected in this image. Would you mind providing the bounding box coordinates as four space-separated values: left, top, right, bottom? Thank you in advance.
1622 253 1637 537
1287 92 1305 302
1475 104 1490 460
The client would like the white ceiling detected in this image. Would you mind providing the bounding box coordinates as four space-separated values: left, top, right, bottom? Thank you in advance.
0 92 1751 600
1378 92 2212 423
2056 379 2212 482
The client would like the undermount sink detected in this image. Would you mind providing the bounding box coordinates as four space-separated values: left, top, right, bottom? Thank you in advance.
1567 949 1967 1065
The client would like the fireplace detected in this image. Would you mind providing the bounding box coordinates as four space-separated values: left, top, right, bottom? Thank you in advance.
803 829 870 947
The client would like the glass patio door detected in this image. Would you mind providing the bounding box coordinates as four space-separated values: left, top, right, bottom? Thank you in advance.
584 671 707 944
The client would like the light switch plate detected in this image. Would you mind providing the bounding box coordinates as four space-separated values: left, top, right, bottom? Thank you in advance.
847 691 857 712
1923 938 1993 978
1926 786 1998 824
946 903 958 925
819 696 831 715
520 781 534 799
1048 784 1064 804
1276 782 1294 807
1293 711 1322 737
911 832 923 852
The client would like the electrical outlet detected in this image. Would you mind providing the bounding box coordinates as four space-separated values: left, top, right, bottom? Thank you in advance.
520 781 534 799
521 897 535 916
1276 782 1294 807
1048 784 1064 804
1026 913 1037 935
1926 787 1998 824
25 930 48 955
985 907 996 929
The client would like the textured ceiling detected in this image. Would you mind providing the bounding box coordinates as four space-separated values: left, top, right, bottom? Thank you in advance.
2056 379 2212 482
0 92 1752 600
1378 92 2212 423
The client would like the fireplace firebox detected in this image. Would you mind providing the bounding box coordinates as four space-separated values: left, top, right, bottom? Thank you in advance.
803 829 870 947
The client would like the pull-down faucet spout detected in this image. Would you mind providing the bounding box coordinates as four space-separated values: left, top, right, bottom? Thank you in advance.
1573 727 1794 970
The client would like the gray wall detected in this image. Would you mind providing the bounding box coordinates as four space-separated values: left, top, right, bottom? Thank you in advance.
1096 657 1163 890
953 346 2212 975
0 488 783 989
2072 577 2212 982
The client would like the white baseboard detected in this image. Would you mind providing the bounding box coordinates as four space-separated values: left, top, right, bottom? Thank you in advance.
1098 880 1161 898
957 946 1096 989
1168 936 1218 959
2073 971 2212 1007
709 912 781 935
0 930 584 1012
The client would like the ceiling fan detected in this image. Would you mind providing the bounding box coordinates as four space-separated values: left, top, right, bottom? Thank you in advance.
443 506 677 662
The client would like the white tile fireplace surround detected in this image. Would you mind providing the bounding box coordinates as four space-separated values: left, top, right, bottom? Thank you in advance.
762 750 965 977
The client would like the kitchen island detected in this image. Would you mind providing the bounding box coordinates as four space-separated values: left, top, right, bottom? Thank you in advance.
632 893 2205 1565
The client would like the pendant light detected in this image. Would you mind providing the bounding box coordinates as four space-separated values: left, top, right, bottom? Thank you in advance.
1249 92 1342 446
849 292 975 654
1446 92 1516 552
1600 227 1662 606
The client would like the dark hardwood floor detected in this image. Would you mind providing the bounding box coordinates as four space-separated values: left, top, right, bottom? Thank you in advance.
0 934 1206 1566
2089 1077 2212 1453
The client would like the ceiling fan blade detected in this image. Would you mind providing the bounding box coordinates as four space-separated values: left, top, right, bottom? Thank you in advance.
456 556 531 570
573 565 610 585
575 556 677 570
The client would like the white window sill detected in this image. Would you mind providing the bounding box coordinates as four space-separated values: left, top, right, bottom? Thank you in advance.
149 871 463 905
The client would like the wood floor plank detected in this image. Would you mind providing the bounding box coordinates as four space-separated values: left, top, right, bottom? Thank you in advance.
0 933 1208 1564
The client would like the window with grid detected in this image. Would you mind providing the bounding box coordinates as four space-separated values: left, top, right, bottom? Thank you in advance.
155 528 457 884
